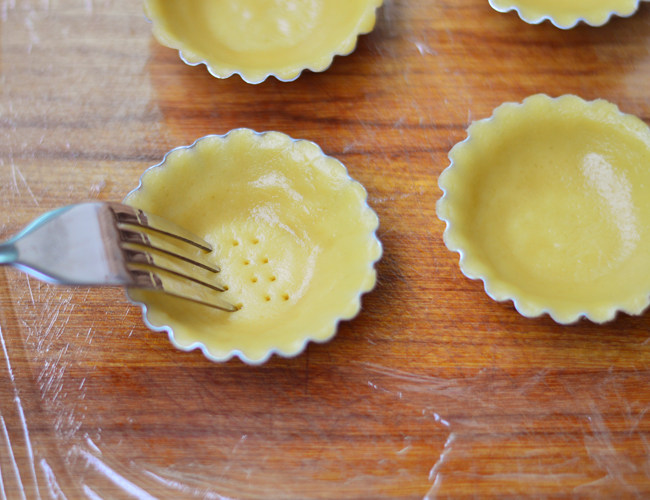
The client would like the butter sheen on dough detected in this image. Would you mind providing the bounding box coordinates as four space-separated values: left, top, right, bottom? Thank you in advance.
209 0 323 52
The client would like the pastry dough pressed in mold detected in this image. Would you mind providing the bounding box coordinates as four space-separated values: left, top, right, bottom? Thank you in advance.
437 94 650 324
125 129 382 363
144 0 384 83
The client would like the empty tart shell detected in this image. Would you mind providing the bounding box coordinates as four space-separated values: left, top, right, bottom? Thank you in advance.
488 0 643 28
437 94 650 324
143 0 384 83
124 129 382 363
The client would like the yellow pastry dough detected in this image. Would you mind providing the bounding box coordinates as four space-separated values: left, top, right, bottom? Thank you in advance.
488 0 640 28
437 94 650 323
125 129 381 363
144 0 383 83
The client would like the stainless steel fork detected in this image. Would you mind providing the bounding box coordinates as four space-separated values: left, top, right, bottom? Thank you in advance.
0 202 236 311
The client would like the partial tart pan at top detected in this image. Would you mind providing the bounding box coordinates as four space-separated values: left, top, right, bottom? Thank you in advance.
124 129 382 364
488 0 645 28
144 0 383 83
437 94 650 324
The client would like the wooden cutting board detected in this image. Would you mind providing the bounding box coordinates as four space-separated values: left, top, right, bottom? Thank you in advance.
1 1 650 498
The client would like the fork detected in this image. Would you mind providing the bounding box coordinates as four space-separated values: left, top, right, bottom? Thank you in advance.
0 202 237 311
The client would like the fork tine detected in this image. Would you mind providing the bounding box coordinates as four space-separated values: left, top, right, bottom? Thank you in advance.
129 268 237 312
109 204 236 311
118 227 220 273
108 203 212 252
161 289 238 312
124 248 226 292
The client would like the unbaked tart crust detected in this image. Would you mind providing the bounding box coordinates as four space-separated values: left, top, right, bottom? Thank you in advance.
125 129 382 363
437 94 650 324
488 0 642 28
144 0 384 83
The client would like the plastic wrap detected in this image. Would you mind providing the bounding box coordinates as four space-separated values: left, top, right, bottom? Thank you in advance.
1 0 650 498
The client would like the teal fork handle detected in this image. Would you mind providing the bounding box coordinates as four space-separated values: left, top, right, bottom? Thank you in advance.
0 243 17 265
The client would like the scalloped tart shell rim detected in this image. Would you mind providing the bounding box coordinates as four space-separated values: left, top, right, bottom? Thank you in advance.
437 94 650 325
124 129 382 363
143 0 384 83
488 0 643 29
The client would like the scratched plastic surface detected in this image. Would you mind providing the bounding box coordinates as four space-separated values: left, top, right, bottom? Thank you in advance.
1 0 650 498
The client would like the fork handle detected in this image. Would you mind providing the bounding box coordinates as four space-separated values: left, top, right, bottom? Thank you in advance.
0 242 17 265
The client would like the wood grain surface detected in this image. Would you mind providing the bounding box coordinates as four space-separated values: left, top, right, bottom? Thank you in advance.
1 1 650 498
